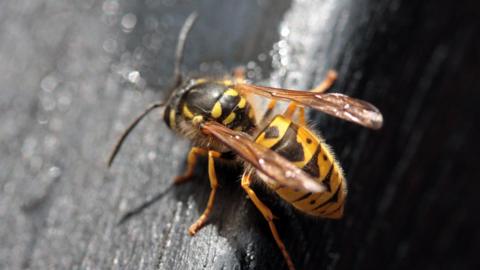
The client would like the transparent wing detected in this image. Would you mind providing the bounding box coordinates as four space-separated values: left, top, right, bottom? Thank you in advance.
201 121 325 193
236 84 383 129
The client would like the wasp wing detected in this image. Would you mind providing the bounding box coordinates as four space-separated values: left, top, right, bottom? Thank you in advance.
201 121 325 193
236 84 383 129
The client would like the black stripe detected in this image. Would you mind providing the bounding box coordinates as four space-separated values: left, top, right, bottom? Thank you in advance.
219 151 236 160
264 125 280 139
270 124 305 163
322 165 334 192
301 146 321 178
218 93 240 121
292 192 312 203
163 106 171 128
312 182 341 211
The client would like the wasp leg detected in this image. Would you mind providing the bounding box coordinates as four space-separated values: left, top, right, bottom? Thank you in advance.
260 100 278 125
297 107 306 126
174 147 208 184
188 150 221 235
311 69 337 93
283 102 298 120
283 101 306 125
283 70 338 124
241 170 296 270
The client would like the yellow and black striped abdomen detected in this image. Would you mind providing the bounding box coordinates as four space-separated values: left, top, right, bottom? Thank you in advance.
254 115 347 219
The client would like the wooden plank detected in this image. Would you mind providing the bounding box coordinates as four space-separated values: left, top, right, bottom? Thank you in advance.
0 0 478 270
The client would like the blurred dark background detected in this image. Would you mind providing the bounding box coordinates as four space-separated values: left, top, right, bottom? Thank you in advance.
0 0 478 269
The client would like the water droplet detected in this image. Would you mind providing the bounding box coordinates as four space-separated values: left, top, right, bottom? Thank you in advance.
22 137 37 158
30 156 43 170
127 70 140 83
147 151 157 161
41 95 56 111
102 0 119 15
257 53 267 62
44 135 58 152
48 166 62 179
103 38 117 54
280 25 290 37
121 13 137 32
58 92 72 111
145 16 159 31
40 75 59 92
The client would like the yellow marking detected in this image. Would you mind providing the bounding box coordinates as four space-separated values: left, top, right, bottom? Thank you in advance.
211 102 222 118
263 123 347 217
223 112 236 125
276 187 304 202
293 176 345 215
294 195 325 214
302 167 345 212
195 78 208 84
248 107 255 119
183 104 194 119
318 144 337 182
169 110 176 129
255 115 291 148
221 79 234 86
224 88 239 96
234 126 243 131
292 125 319 168
292 192 318 211
192 115 204 125
237 97 247 109
310 186 346 218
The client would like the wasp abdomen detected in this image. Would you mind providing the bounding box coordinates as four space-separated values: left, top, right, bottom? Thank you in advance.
255 115 347 219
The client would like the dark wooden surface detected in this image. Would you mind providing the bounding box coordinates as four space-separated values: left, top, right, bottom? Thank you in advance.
1 0 478 270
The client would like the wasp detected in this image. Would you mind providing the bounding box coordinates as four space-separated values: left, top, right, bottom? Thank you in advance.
108 13 383 270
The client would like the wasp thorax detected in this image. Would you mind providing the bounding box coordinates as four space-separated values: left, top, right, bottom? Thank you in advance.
172 79 256 133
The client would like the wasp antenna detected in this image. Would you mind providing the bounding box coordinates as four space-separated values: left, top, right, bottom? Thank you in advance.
108 101 165 167
173 12 199 87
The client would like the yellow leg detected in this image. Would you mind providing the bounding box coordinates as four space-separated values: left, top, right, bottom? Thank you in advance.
284 70 337 123
283 102 298 119
241 170 296 270
298 107 306 126
284 102 306 126
188 150 221 235
311 69 337 93
260 99 277 123
174 147 208 184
